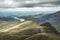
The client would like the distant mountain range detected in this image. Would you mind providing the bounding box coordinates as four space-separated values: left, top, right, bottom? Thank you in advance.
37 11 60 32
0 11 55 17
0 16 15 21
0 13 44 21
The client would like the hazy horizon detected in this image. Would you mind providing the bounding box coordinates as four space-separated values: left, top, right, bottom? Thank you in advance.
0 10 56 16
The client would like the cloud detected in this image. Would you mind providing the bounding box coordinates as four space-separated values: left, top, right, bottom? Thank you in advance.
0 0 60 8
0 7 58 11
0 0 4 1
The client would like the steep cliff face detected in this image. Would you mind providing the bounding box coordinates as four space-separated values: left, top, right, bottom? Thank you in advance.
37 11 60 32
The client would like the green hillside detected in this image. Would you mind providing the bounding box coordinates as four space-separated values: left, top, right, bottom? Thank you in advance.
0 21 60 40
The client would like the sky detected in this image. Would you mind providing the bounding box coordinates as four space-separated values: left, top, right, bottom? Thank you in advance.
0 0 60 11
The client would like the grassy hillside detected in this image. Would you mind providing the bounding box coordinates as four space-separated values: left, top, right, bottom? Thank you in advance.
0 21 21 31
55 24 60 32
0 21 60 40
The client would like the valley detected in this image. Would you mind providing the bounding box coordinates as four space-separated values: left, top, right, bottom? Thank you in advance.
0 11 60 40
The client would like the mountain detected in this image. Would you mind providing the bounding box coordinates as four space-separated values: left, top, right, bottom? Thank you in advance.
0 13 45 21
0 10 55 17
37 11 60 32
0 16 14 21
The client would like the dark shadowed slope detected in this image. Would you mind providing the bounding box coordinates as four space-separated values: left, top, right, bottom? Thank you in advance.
40 22 59 34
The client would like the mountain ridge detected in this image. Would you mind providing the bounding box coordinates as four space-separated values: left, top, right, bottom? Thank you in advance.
37 11 60 32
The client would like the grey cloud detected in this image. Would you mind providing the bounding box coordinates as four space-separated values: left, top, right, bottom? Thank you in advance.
17 2 59 7
0 0 4 1
0 0 60 8
13 0 60 7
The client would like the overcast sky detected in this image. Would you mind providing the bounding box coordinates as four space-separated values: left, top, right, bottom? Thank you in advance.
0 0 60 11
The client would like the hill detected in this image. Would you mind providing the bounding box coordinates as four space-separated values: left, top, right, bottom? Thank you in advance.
37 11 60 32
0 21 60 40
